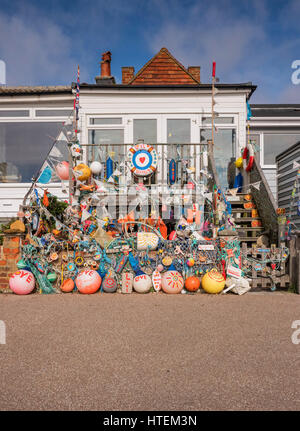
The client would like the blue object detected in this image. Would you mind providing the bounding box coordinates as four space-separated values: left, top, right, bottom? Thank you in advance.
246 101 252 120
169 159 176 185
106 157 113 179
233 172 243 193
37 165 52 184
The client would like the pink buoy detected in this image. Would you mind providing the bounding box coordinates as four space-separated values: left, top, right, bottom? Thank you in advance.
9 270 35 295
75 270 101 294
161 270 184 294
55 161 69 180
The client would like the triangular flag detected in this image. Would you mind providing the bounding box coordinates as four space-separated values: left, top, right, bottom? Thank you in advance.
293 160 300 169
228 188 238 196
56 131 67 142
49 145 63 158
81 208 91 222
107 176 115 183
112 169 121 176
252 182 260 190
37 164 52 184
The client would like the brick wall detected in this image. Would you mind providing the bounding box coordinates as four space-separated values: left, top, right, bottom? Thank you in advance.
122 67 135 84
0 236 20 291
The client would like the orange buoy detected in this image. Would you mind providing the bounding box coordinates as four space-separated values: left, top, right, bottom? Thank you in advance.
60 278 75 293
185 276 201 292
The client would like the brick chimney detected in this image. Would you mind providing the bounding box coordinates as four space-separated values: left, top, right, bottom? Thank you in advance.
95 51 115 85
122 67 135 84
188 66 200 83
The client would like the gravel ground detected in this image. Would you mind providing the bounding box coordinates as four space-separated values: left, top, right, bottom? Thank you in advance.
0 292 299 411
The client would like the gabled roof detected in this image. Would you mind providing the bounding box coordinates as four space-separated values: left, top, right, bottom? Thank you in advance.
128 47 200 85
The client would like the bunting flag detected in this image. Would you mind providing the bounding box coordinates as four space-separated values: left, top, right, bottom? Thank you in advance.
81 208 91 223
246 101 252 120
293 160 300 169
228 188 238 196
37 164 52 184
252 181 261 191
74 65 80 121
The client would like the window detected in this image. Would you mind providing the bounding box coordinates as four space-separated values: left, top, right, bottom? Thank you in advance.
0 122 64 183
167 119 190 143
263 134 300 165
200 128 236 189
0 110 29 117
133 119 157 143
88 129 124 166
202 116 234 125
90 118 122 125
35 109 73 117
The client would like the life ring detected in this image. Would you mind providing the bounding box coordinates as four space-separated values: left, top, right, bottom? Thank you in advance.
128 143 158 177
242 144 254 172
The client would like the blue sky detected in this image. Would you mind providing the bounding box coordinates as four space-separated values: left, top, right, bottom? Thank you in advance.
0 0 300 102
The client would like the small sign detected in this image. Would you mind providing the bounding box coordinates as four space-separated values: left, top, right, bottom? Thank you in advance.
227 265 242 279
198 244 214 251
257 248 270 253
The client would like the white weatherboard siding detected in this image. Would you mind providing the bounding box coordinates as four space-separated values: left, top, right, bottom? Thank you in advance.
263 168 277 202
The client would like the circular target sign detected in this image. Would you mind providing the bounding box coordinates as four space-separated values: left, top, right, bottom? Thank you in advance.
128 144 158 177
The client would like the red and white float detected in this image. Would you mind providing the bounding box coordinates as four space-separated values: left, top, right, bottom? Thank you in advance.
75 270 101 294
161 270 184 294
9 270 35 295
128 143 158 177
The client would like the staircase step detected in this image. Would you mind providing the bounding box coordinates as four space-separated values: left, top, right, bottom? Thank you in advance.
236 227 264 231
234 217 261 222
239 237 259 242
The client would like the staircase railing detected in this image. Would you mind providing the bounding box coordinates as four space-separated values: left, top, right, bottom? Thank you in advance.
246 155 278 244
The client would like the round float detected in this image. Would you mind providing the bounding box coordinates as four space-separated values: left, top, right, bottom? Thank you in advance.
9 270 35 295
185 276 201 292
201 269 225 294
75 270 101 294
60 278 75 293
133 273 152 293
102 276 117 293
55 161 69 180
161 270 184 294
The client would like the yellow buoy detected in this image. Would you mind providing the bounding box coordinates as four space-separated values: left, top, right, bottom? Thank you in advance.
74 163 91 181
234 157 243 169
201 269 225 294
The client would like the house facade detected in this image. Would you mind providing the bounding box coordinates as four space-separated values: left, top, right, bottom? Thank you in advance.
0 48 299 220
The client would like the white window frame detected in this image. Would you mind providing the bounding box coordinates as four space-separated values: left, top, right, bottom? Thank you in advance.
261 131 300 169
0 110 71 187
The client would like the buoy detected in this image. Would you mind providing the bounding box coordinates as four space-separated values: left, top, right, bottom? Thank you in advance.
133 273 152 293
201 269 225 294
74 163 91 181
9 270 35 295
185 276 201 292
60 278 75 293
75 270 101 294
161 270 184 294
90 161 102 175
102 276 117 293
55 161 69 180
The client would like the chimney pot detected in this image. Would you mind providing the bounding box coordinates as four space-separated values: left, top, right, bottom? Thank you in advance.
101 51 112 77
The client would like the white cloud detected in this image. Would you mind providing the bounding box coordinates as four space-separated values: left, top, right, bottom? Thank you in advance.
0 9 83 85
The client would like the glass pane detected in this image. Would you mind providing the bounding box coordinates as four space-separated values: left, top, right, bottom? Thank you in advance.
167 119 190 143
133 119 157 144
202 117 234 125
200 128 236 190
249 134 260 163
88 129 124 163
0 110 29 117
264 134 300 165
0 122 63 182
35 109 73 117
90 118 122 125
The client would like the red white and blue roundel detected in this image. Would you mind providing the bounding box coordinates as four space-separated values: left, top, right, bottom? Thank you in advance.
128 144 158 177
